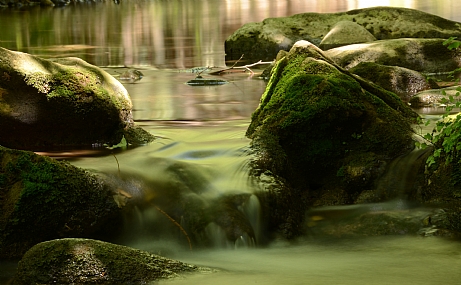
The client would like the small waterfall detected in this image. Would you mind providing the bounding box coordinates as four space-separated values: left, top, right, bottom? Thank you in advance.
242 194 262 245
374 143 432 201
204 194 262 249
76 125 266 251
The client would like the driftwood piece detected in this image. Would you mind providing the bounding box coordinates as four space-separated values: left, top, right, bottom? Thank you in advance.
185 56 272 86
209 59 273 75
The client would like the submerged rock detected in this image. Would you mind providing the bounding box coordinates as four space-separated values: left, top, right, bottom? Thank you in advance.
12 238 209 285
0 47 154 149
225 7 461 62
0 146 122 259
118 69 144 83
247 40 418 238
306 203 458 238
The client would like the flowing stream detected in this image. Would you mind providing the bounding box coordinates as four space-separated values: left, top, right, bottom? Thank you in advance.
1 0 461 284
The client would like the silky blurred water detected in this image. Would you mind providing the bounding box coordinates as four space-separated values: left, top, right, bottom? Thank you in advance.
1 0 461 284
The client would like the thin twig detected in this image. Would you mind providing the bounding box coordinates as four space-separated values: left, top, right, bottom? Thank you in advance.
230 54 245 68
112 153 120 177
153 205 193 250
195 66 211 78
208 59 273 75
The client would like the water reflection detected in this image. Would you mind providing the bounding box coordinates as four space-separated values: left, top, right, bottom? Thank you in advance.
1 0 459 68
104 67 266 121
1 1 461 283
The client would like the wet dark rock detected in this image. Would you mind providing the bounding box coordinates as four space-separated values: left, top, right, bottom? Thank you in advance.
318 20 376 50
0 146 123 259
417 132 461 234
306 203 459 238
326 38 461 73
12 238 210 285
349 62 433 101
118 69 144 83
49 0 70 6
225 7 461 63
246 40 418 238
0 47 154 150
186 76 228 86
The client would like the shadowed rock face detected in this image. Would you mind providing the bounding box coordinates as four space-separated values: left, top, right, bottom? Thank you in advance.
0 47 154 149
225 6 461 63
12 238 209 285
247 41 418 238
0 146 123 259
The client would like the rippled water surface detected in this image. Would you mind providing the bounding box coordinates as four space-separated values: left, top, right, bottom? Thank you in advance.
1 0 461 284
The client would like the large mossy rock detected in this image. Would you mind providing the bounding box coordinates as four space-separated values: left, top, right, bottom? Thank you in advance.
12 238 208 285
225 7 461 63
247 41 418 237
326 38 461 73
349 62 434 101
0 146 122 259
0 47 154 149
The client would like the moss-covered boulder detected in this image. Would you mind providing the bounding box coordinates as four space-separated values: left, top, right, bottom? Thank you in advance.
326 38 461 73
225 7 461 63
0 47 154 149
247 40 418 238
12 238 209 285
318 20 377 50
349 62 435 101
0 146 122 259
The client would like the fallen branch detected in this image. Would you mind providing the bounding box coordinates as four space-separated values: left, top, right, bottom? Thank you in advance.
112 153 121 177
209 55 273 75
153 204 193 250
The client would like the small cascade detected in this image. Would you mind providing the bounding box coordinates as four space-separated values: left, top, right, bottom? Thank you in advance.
241 194 262 244
204 194 262 249
234 233 256 249
75 124 267 252
374 144 432 200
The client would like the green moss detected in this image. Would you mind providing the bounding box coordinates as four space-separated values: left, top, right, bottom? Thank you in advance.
13 238 205 285
0 146 120 258
247 43 416 234
24 72 53 94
